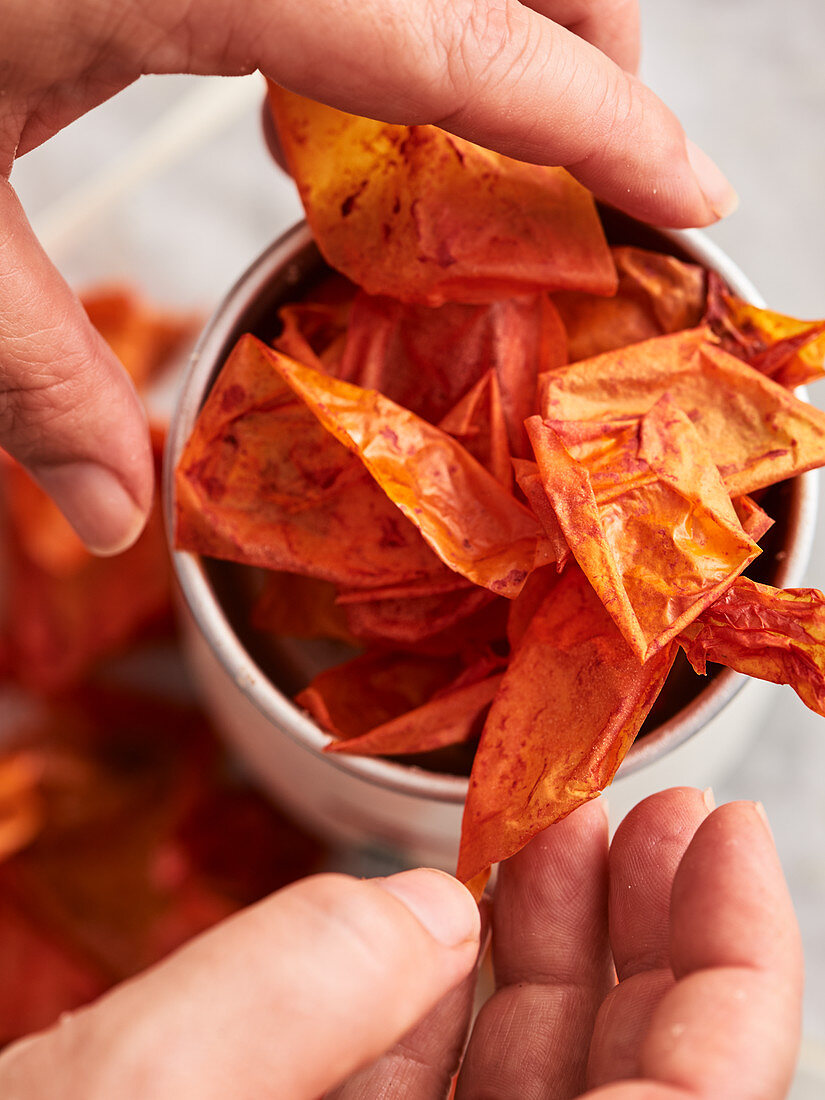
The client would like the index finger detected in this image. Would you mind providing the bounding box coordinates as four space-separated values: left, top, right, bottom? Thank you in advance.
220 0 735 226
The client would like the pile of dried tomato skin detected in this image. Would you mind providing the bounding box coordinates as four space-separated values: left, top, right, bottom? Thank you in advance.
175 87 825 889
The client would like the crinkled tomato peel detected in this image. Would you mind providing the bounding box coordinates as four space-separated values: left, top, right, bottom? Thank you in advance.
457 567 677 883
679 577 825 716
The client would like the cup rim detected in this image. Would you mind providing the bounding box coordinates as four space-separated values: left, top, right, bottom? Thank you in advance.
164 219 819 805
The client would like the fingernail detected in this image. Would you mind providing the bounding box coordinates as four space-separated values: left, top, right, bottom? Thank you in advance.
377 868 480 948
702 787 716 812
31 461 150 556
685 140 739 219
752 800 774 839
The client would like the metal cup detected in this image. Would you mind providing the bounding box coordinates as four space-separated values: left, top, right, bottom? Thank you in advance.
164 219 818 867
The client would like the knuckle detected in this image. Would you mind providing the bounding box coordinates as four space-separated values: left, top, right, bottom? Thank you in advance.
567 71 683 174
614 786 704 846
569 65 637 162
0 336 108 465
0 371 71 441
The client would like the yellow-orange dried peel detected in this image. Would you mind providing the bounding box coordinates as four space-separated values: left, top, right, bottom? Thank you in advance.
267 85 617 305
511 459 572 569
733 495 775 542
679 576 825 716
275 298 353 374
0 753 44 861
348 592 510 659
250 572 359 645
538 327 825 497
337 583 496 648
323 675 502 758
525 396 760 659
704 273 825 389
439 370 513 488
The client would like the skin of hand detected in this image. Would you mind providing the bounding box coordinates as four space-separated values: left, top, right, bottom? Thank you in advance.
0 0 738 555
0 788 802 1099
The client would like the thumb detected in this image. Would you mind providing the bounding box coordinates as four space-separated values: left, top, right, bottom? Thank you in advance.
0 179 153 554
0 869 481 1099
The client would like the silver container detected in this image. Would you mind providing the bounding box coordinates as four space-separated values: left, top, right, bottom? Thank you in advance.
164 219 818 867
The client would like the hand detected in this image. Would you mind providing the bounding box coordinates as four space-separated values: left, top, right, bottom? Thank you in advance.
333 788 803 1099
1 0 736 554
0 788 802 1099
0 867 482 1098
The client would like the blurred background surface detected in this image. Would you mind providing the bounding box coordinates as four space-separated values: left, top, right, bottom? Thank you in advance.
8 0 825 1091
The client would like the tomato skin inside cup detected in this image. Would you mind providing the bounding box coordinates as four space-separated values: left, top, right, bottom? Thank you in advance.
165 218 819 877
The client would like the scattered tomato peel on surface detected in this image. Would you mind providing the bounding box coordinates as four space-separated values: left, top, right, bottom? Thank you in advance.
0 688 326 1044
0 287 196 693
0 289 326 1045
172 96 825 889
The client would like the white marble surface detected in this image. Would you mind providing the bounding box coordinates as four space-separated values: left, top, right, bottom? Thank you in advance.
8 1 825 1087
